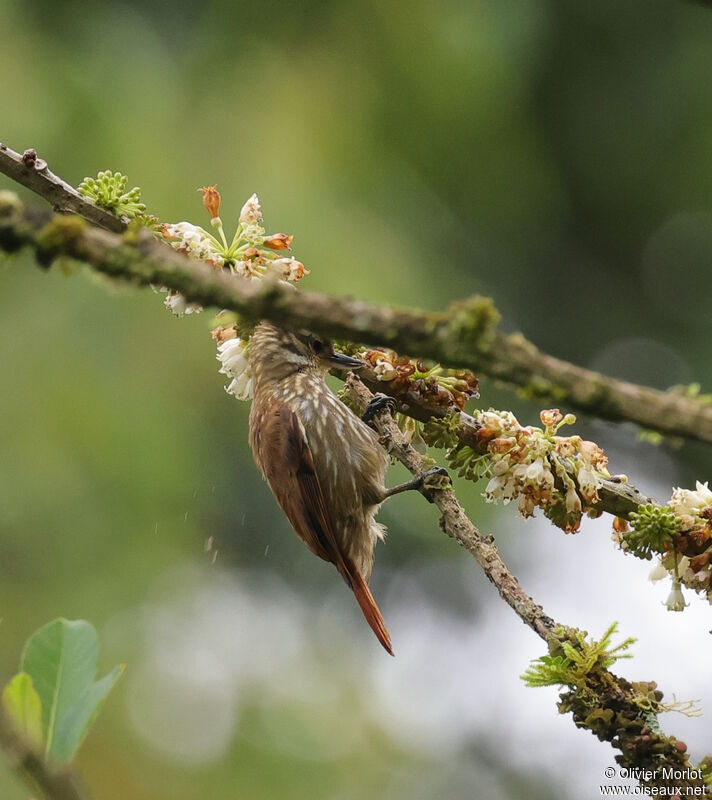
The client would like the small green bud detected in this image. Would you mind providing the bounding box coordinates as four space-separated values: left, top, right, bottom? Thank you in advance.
626 504 680 560
78 169 147 220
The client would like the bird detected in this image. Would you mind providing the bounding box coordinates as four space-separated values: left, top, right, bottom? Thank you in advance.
248 321 447 655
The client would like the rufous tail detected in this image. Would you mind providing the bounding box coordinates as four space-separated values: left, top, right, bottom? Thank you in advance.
344 565 394 656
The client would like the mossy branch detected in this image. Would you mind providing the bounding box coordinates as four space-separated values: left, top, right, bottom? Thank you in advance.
344 376 707 792
0 195 694 528
2 144 712 445
1 147 710 792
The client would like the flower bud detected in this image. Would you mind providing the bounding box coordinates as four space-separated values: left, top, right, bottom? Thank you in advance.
199 185 221 220
490 436 517 454
540 409 563 428
565 482 582 515
262 232 293 251
239 193 262 224
648 560 668 582
664 580 687 612
612 516 629 534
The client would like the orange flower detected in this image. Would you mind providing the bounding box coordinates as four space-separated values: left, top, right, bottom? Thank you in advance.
262 232 293 250
198 185 221 219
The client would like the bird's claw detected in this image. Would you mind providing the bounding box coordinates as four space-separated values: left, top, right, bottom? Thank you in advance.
418 466 451 501
362 393 397 424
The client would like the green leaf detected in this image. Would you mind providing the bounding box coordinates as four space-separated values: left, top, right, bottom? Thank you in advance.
2 672 44 749
51 665 124 762
20 618 124 763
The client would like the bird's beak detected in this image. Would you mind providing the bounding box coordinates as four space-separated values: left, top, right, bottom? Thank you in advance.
326 352 365 370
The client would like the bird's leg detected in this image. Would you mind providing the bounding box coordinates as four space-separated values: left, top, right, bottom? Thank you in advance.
382 466 451 503
362 394 450 502
361 393 397 423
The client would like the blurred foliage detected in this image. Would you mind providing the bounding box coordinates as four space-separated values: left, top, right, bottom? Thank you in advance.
2 0 712 797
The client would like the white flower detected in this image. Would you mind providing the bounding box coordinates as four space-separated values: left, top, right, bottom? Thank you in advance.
163 222 225 265
399 415 427 454
523 458 554 492
484 470 515 504
579 439 608 469
670 480 712 517
565 482 582 515
239 193 262 225
234 254 268 278
694 565 711 584
268 257 306 282
678 556 695 584
373 358 397 381
518 494 536 517
525 458 545 483
664 581 687 612
226 372 253 400
164 291 202 316
648 560 668 582
577 464 602 504
217 337 248 376
217 337 253 401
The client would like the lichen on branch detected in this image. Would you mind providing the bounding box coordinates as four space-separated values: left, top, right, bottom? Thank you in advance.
3 144 712 444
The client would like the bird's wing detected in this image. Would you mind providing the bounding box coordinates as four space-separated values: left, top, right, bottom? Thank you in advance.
253 397 393 655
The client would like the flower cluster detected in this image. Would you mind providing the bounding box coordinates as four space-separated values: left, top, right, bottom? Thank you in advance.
152 186 310 400
359 348 479 410
622 482 712 610
352 349 479 453
472 408 610 531
160 186 308 319
214 331 253 400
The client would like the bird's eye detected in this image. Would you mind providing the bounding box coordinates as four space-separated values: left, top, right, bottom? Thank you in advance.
310 336 325 354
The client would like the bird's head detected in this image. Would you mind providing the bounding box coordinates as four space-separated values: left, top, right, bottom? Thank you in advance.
250 322 364 384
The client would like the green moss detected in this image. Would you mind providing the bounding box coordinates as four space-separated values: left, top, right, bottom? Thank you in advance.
35 216 88 268
517 377 568 404
0 190 23 217
445 295 500 353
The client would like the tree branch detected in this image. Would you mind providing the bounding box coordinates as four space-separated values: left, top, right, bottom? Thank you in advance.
352 366 655 518
0 708 88 800
0 144 126 233
344 374 705 792
0 155 708 789
1 194 712 448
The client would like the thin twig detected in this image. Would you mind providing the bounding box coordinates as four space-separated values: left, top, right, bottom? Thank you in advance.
0 195 711 448
347 373 557 638
344 374 704 791
350 366 655 518
0 144 125 233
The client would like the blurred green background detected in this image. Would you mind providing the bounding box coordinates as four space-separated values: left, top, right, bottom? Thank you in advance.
2 1 712 798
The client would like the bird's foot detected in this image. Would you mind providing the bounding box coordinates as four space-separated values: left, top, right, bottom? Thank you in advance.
417 466 451 501
362 393 397 424
382 466 451 503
